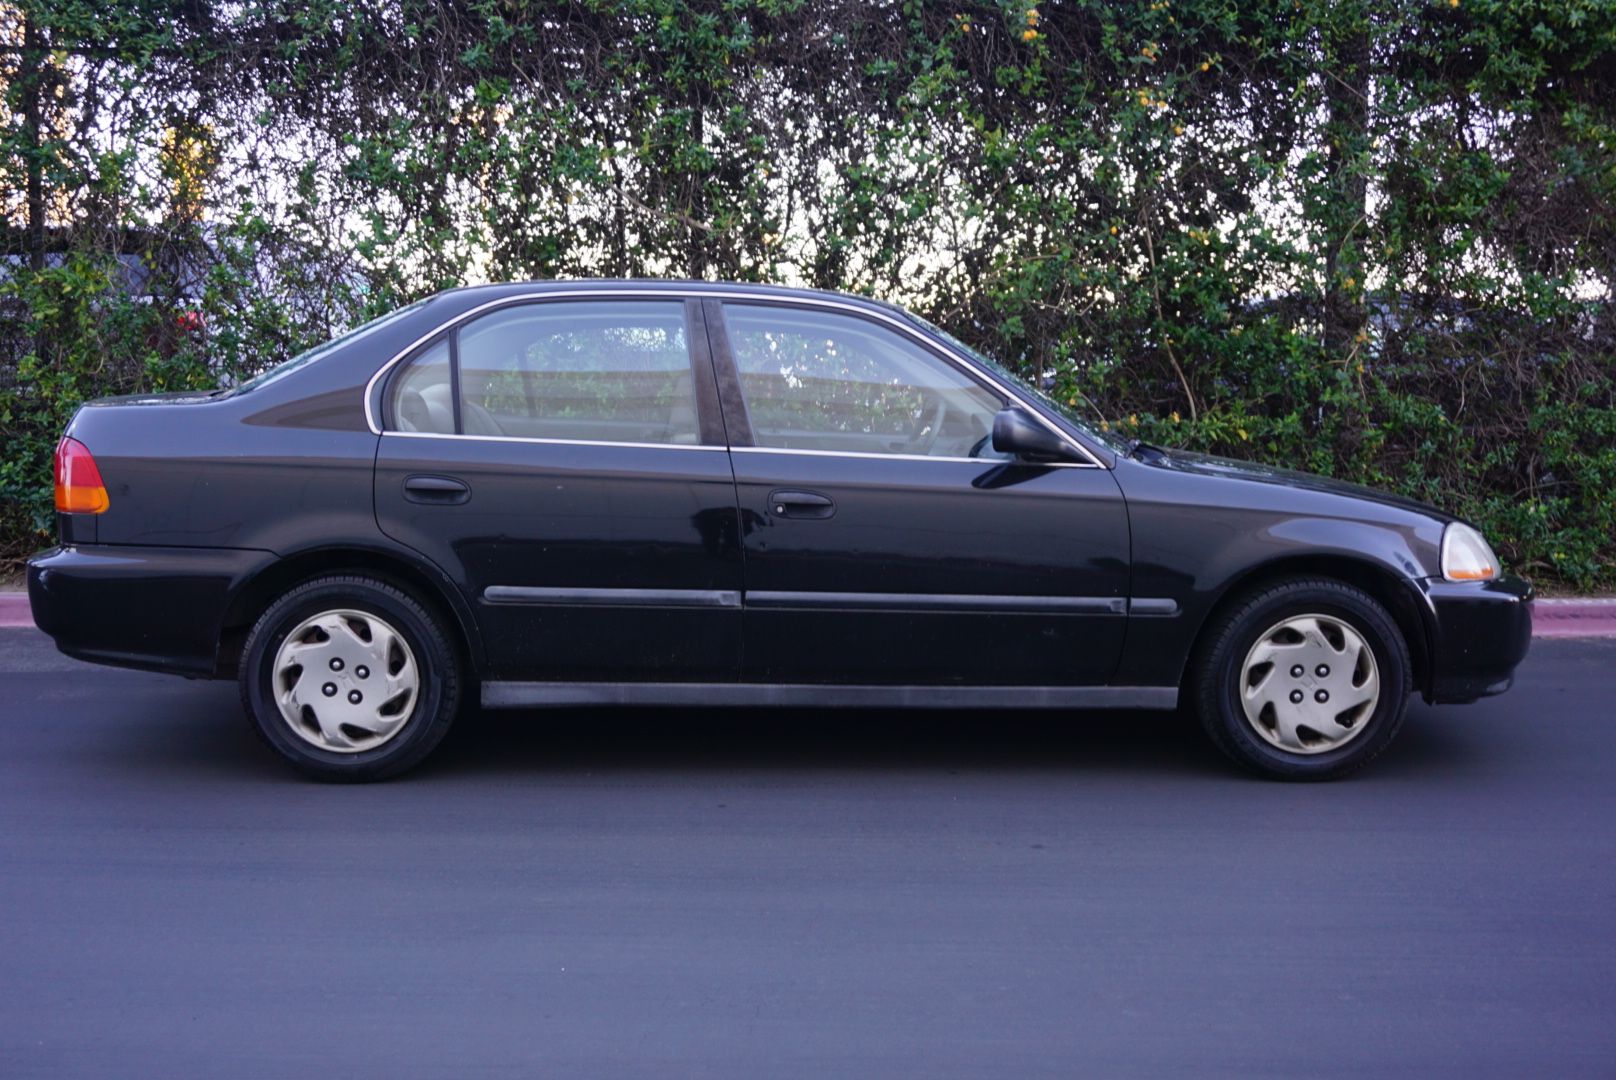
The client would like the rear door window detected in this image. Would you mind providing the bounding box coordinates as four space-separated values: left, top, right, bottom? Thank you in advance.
386 300 703 446
458 301 699 445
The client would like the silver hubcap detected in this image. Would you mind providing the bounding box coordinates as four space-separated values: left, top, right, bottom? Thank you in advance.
1239 613 1380 755
271 609 419 753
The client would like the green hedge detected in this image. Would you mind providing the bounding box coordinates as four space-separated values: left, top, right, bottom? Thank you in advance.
2 0 1613 588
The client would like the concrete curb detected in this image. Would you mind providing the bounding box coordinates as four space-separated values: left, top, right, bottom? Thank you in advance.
3 589 1614 635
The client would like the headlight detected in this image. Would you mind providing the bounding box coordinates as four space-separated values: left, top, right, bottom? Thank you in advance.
1441 523 1501 582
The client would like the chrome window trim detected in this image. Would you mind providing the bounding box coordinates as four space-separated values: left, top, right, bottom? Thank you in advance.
729 445 1092 468
381 430 727 453
363 288 1106 468
382 431 1072 465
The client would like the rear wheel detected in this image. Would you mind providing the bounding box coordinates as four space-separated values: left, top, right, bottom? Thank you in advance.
240 574 460 781
1191 578 1410 780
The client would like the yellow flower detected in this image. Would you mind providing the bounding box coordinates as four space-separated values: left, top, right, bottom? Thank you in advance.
1200 61 1210 72
1170 411 1180 423
1449 0 1458 6
1022 28 1038 41
1174 124 1184 135
1027 8 1040 24
1109 225 1118 235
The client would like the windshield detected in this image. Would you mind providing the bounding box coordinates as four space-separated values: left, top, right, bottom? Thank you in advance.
230 298 432 394
903 311 1126 452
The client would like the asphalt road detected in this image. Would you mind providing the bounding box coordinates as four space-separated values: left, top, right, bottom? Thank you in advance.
1 629 1613 1079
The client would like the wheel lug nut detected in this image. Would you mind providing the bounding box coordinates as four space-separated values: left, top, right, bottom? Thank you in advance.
348 690 363 705
1315 690 1329 703
322 683 337 697
1290 664 1304 678
1316 664 1330 678
329 658 344 671
355 666 369 679
1289 690 1304 704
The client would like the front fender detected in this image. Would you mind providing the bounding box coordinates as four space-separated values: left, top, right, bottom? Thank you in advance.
1113 460 1447 689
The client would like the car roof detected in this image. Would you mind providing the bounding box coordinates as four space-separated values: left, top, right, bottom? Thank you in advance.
430 279 910 317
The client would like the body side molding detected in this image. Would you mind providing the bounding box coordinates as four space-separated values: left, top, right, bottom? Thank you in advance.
745 590 1126 614
483 587 1181 617
483 586 742 608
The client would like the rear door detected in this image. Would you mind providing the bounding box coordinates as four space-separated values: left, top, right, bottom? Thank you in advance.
708 298 1131 686
374 296 743 682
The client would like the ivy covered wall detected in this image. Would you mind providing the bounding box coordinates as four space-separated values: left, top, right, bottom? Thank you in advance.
2 0 1613 586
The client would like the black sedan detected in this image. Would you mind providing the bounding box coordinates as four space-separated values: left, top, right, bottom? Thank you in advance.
27 281 1532 780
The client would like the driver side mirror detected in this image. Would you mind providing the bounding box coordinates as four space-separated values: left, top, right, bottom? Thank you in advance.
992 407 1083 463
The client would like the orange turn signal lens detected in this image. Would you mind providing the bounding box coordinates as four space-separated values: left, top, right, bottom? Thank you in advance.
54 436 109 514
1440 523 1500 583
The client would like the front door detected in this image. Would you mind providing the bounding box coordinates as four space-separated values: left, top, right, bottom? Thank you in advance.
375 296 743 682
708 299 1131 686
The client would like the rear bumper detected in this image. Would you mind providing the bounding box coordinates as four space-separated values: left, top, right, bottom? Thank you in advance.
27 544 274 678
1422 574 1533 704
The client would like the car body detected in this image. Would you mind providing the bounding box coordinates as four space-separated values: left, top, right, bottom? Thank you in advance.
27 281 1533 779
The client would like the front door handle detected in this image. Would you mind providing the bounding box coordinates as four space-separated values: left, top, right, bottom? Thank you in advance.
768 489 835 520
403 474 471 505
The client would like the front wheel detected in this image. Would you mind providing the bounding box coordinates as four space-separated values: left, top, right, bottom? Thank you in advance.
1191 578 1411 780
239 574 461 781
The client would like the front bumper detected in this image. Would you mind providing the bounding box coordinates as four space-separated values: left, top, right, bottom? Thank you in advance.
1422 574 1533 704
27 544 274 678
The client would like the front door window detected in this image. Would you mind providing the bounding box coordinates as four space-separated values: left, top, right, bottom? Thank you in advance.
723 304 1005 459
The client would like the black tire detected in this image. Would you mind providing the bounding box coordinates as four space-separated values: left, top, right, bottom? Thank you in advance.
1190 578 1411 781
239 574 461 781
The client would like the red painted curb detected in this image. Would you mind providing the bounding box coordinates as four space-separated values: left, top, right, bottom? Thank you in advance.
2 591 1614 635
0 592 32 629
1532 599 1616 638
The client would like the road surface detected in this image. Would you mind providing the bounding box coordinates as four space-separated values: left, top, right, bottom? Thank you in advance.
1 628 1612 1078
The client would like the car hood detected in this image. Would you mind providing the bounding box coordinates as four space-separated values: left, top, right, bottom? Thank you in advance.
1135 446 1454 522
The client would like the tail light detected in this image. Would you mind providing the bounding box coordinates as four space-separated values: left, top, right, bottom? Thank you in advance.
54 436 109 514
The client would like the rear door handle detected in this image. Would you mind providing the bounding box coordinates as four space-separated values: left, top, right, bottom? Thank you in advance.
403 475 471 505
768 489 835 520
